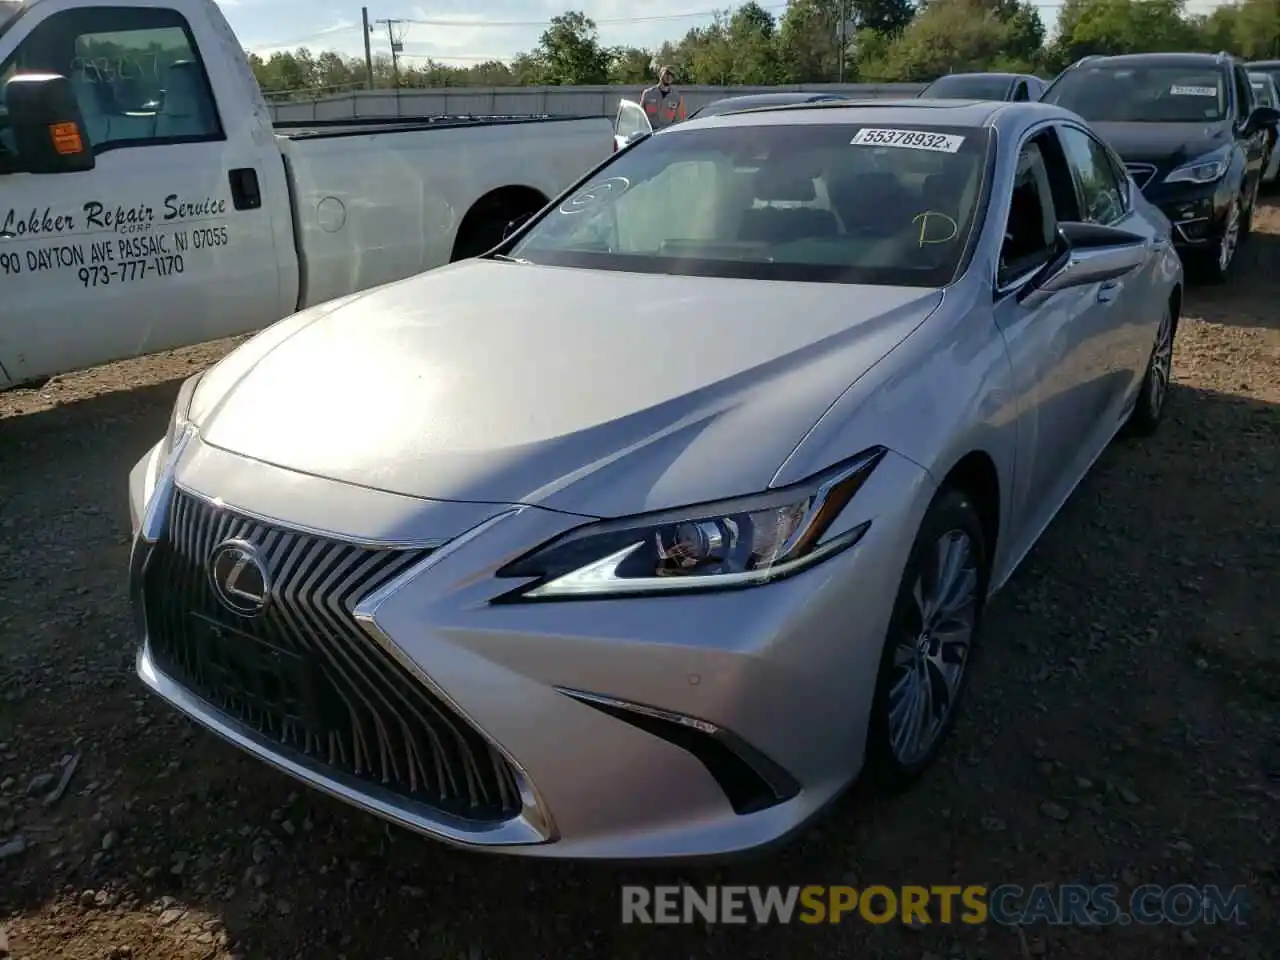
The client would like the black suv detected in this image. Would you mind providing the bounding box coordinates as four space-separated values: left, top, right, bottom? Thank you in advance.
1042 52 1279 281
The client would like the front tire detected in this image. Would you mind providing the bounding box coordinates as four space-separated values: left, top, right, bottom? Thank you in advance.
865 488 990 786
1191 196 1242 284
1124 304 1175 437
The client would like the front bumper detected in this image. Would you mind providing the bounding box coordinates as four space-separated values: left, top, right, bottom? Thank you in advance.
1144 180 1232 250
129 435 933 859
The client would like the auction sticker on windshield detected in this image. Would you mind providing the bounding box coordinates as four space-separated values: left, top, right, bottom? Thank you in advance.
850 128 965 153
1170 85 1218 97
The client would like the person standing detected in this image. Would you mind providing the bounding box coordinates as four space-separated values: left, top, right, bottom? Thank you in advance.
640 65 687 130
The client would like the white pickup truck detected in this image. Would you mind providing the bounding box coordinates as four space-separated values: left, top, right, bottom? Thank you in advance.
0 0 613 389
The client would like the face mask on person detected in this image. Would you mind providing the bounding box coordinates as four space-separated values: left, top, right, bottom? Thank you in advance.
660 75 672 92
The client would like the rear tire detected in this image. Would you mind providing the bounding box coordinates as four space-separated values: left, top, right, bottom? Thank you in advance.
865 488 990 788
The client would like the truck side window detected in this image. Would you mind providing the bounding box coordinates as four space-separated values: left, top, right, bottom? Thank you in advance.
0 5 222 152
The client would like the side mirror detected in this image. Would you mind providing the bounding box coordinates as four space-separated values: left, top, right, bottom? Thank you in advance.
4 73 94 174
502 211 533 240
1244 105 1280 135
1021 221 1148 307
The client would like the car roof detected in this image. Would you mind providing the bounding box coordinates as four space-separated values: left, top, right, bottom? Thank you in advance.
673 99 1074 134
1076 52 1231 70
1248 60 1280 69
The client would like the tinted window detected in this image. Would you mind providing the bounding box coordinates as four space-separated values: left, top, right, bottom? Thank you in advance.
1000 140 1060 283
1057 126 1127 225
1044 65 1227 122
511 123 992 287
922 75 1014 100
0 5 221 153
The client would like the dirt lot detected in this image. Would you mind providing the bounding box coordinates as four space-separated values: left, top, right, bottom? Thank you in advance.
1 207 1277 960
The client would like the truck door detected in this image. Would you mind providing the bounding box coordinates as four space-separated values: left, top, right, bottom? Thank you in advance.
0 2 287 383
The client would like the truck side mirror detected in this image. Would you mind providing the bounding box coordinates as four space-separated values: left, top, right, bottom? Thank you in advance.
5 73 95 174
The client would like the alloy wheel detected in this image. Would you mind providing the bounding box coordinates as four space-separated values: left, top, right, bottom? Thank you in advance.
1148 310 1174 416
1219 200 1241 274
887 529 979 767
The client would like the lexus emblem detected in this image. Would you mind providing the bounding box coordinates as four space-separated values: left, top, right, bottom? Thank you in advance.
209 540 271 616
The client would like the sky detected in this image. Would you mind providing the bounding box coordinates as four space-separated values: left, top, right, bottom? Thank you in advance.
225 0 1228 68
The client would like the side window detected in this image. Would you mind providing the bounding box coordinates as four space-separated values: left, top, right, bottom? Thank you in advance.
0 5 222 152
998 139 1061 285
1012 81 1028 102
1056 126 1126 226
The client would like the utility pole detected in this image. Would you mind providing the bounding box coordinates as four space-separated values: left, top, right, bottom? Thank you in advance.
361 7 374 90
375 17 404 88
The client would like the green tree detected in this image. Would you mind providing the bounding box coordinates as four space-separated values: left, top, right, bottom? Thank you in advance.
1048 0 1199 72
862 0 1032 80
1231 0 1280 59
536 11 612 84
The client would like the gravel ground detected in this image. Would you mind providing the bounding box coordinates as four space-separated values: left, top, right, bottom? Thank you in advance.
1 204 1278 960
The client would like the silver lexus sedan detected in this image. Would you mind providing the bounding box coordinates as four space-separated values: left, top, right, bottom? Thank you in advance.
129 100 1182 860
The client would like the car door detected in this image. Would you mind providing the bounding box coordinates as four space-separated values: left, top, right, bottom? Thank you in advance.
991 127 1120 545
1054 122 1159 430
614 98 650 152
0 2 285 383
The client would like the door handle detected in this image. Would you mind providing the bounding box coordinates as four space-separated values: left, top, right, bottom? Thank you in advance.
1097 280 1121 303
228 168 261 211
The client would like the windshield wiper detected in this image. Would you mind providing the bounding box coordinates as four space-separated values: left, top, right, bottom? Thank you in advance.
488 253 530 264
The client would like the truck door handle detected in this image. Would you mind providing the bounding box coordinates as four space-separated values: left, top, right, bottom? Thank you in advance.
1097 280 1121 303
228 168 261 211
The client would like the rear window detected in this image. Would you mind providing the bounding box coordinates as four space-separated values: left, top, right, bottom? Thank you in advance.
509 122 993 288
1044 65 1227 122
921 75 1014 100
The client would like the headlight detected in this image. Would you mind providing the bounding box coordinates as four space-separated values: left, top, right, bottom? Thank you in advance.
495 447 886 600
1163 148 1230 185
159 373 202 464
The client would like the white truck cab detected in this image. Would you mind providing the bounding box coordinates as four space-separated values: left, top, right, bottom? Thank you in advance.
0 0 613 388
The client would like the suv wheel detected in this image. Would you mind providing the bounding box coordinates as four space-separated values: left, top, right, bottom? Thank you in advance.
1194 197 1241 284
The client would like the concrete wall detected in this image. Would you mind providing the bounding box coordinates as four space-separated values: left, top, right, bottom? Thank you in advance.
267 83 929 123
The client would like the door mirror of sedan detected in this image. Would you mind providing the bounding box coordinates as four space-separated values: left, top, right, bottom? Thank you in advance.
1020 221 1148 307
1244 105 1280 135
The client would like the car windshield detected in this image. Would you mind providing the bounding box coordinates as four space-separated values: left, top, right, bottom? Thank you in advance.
921 75 1013 100
509 122 991 287
1249 75 1275 107
1043 65 1227 122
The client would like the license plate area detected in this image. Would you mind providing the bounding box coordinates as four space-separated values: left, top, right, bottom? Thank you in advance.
188 613 332 734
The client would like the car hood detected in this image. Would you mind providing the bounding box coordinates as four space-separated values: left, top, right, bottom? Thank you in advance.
1090 121 1229 169
195 261 941 518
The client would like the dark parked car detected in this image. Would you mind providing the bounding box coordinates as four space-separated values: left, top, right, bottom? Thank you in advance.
918 73 1047 102
1042 52 1279 282
688 91 852 119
